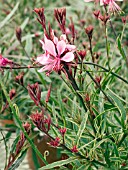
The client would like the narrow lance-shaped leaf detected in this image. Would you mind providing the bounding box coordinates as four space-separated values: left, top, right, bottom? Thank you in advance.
76 111 88 146
0 2 20 29
39 157 77 170
8 149 27 170
0 79 48 165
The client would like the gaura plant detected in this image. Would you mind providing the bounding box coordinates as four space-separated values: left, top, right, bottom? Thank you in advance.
0 0 128 169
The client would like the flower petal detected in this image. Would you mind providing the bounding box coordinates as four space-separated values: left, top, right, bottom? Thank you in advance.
39 40 45 50
44 38 56 56
84 0 94 2
66 44 76 51
37 54 53 65
57 40 66 55
61 52 74 62
38 64 53 72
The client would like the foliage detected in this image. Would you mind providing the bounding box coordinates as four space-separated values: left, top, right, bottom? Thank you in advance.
0 0 128 169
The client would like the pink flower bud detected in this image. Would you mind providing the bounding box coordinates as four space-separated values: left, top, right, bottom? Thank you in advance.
78 50 86 61
85 25 94 39
9 89 16 100
95 76 102 85
93 10 100 19
16 27 22 42
48 137 60 147
85 93 90 103
23 122 31 135
45 84 51 103
59 128 67 137
71 145 78 153
27 83 41 106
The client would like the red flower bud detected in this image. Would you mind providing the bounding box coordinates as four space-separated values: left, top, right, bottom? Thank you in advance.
85 25 94 39
93 10 100 19
85 93 90 103
27 83 41 106
71 145 78 153
9 89 16 100
16 27 22 42
78 50 86 61
15 72 24 86
95 76 102 85
45 84 52 103
59 128 67 137
23 122 31 135
48 137 60 147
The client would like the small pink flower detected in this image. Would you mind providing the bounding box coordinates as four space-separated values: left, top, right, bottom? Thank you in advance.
84 0 123 12
37 32 76 74
0 54 12 66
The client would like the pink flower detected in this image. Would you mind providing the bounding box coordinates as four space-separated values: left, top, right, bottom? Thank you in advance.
0 54 12 66
37 33 76 74
84 0 123 12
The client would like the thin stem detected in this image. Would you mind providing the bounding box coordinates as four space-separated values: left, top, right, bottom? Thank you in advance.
120 24 126 42
105 24 110 69
44 131 106 167
1 65 41 69
20 42 31 62
104 5 117 38
88 37 95 63
86 70 114 106
64 66 97 135
78 62 128 85
1 63 128 84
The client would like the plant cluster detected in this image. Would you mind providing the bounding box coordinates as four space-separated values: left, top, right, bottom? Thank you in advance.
0 0 128 169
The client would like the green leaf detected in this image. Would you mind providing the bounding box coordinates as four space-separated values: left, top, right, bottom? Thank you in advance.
76 112 88 146
108 91 126 128
57 90 66 126
117 36 126 61
109 157 121 162
25 35 32 56
8 149 27 170
0 79 48 165
91 139 107 151
0 2 20 29
39 157 77 170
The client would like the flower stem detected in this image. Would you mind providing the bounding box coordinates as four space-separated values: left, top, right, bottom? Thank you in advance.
78 62 128 85
64 65 97 135
104 5 117 38
105 24 110 69
86 70 114 106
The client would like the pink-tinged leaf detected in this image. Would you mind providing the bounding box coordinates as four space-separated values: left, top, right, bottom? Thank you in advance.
44 39 56 56
66 44 76 51
57 40 66 55
61 52 74 62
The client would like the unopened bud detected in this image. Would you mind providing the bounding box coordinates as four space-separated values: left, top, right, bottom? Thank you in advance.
71 145 78 153
16 27 22 42
93 10 100 19
85 25 94 39
45 84 51 103
78 50 86 61
95 76 102 85
9 89 16 100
